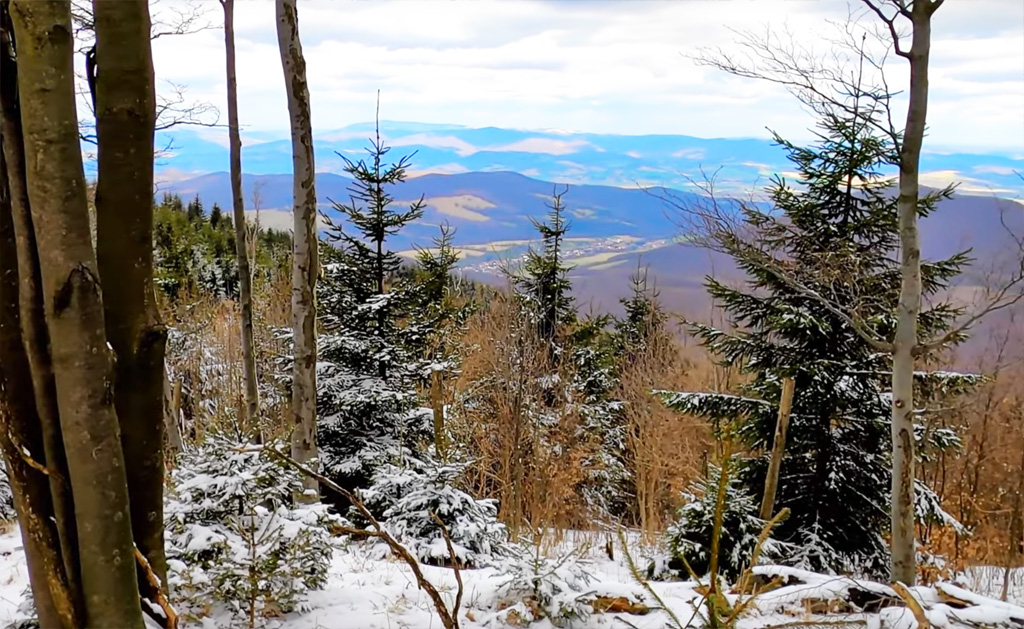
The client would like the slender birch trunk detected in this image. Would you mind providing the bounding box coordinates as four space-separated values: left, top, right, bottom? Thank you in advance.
221 0 260 435
889 0 940 585
276 0 319 501
9 1 144 625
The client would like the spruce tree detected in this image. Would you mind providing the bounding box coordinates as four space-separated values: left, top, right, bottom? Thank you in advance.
511 188 630 521
411 222 471 366
516 186 576 347
316 126 428 494
662 109 971 576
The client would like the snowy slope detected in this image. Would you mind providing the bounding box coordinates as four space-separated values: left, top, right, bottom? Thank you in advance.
0 527 1021 629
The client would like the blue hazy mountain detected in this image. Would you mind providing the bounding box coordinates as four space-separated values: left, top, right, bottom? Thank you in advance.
162 170 695 252
156 121 1024 195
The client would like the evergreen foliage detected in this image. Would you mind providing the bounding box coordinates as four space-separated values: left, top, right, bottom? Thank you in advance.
661 464 781 581
412 223 474 369
595 267 673 521
316 127 432 498
506 188 633 522
164 435 334 623
354 456 508 567
662 109 973 577
497 541 594 624
0 466 14 521
153 192 290 299
515 186 576 346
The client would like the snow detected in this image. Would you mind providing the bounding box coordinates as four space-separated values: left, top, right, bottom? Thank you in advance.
0 526 1021 628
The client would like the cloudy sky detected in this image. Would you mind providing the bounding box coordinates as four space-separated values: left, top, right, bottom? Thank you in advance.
150 0 1024 154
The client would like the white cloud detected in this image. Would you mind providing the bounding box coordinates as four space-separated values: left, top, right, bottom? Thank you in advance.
148 0 1024 152
389 134 480 156
408 163 471 177
973 165 1020 176
491 138 592 155
672 148 706 160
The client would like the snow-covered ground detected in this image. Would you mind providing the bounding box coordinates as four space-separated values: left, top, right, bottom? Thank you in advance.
0 526 1022 628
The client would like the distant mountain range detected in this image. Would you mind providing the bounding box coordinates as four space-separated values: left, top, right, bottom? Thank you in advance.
163 169 1024 323
155 120 1023 332
155 121 1024 197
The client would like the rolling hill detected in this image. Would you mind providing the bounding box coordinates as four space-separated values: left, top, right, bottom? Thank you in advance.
163 169 1024 327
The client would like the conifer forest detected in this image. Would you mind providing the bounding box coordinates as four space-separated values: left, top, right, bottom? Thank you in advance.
0 1 1023 628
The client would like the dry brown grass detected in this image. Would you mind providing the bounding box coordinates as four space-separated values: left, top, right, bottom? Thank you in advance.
161 270 293 447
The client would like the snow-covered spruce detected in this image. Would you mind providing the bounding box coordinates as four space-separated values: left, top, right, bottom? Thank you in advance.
352 456 507 567
164 435 335 623
495 540 595 625
657 464 785 582
657 108 974 577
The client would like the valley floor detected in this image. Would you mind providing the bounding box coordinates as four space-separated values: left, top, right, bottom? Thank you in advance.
0 528 1021 629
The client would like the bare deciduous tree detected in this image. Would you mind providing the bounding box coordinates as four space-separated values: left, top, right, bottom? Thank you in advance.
72 0 220 146
93 0 170 594
276 0 319 501
220 0 260 435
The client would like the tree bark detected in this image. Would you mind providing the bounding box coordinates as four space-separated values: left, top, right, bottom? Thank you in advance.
222 0 260 436
1 3 83 621
0 142 76 629
276 0 319 502
431 370 447 461
889 0 939 586
91 0 168 592
10 1 144 626
760 377 794 520
163 372 184 456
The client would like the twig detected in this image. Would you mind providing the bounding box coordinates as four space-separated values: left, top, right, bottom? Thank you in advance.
431 510 464 623
7 431 51 476
763 621 868 628
134 547 178 629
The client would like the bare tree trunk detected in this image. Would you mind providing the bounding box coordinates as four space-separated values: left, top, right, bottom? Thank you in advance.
0 6 82 613
760 377 794 520
221 0 260 435
0 144 75 629
10 0 144 626
276 0 318 501
888 0 940 586
92 0 168 591
431 370 447 461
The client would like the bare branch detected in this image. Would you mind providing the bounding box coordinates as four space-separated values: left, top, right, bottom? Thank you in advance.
689 16 903 151
150 2 216 40
262 447 462 629
861 0 910 59
154 81 222 131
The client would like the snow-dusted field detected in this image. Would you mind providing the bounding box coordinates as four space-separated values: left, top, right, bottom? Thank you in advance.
0 527 1022 628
